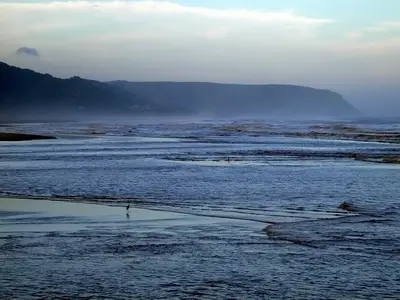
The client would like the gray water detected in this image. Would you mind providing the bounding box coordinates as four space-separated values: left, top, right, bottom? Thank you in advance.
1 118 399 299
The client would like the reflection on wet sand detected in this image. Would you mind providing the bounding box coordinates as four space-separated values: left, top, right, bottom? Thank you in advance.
2 197 399 299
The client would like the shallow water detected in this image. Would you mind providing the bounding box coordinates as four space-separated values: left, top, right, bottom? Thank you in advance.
1 117 399 299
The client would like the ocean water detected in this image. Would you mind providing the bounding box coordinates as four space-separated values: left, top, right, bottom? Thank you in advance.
0 117 399 299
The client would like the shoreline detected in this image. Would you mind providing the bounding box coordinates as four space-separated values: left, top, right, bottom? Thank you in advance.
0 195 354 225
1 121 398 164
0 195 274 224
0 197 204 230
0 197 269 237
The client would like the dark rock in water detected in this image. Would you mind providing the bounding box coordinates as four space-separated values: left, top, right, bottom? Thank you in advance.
338 201 357 212
0 132 56 141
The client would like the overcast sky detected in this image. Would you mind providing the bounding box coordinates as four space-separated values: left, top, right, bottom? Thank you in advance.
1 0 400 94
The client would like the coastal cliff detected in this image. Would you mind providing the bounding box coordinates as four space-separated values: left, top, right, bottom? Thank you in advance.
1 62 359 121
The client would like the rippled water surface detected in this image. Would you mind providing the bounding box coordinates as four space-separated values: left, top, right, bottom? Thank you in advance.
1 118 400 299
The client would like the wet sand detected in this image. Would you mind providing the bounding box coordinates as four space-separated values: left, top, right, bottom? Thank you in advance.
1 119 399 299
2 198 399 299
0 197 260 235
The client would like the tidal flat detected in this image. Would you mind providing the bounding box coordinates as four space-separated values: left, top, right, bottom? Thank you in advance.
1 117 399 299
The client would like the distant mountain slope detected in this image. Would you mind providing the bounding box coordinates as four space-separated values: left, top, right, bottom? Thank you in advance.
111 81 360 117
0 62 183 122
0 61 359 122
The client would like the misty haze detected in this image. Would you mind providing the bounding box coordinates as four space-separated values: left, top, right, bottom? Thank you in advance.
1 1 399 300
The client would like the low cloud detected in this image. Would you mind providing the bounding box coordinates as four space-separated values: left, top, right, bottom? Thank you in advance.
0 1 332 39
365 21 400 33
15 47 40 57
344 20 400 40
0 1 332 25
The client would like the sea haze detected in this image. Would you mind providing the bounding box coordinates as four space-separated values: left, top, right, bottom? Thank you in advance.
0 117 399 299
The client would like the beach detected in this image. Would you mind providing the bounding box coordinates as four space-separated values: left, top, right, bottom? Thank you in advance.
2 196 400 299
0 197 269 299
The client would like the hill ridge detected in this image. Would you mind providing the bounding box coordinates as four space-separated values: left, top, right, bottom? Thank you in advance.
0 61 359 122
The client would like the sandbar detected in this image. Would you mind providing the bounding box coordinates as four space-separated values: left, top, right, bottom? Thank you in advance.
0 197 256 235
